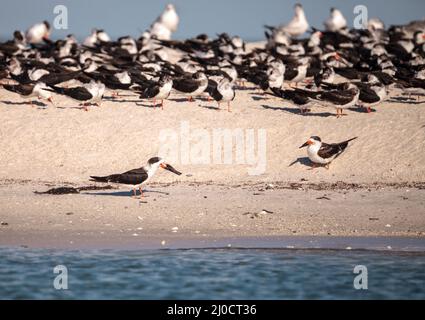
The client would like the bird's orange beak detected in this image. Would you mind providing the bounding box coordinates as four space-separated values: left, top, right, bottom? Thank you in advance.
160 163 182 175
335 52 340 60
299 140 313 148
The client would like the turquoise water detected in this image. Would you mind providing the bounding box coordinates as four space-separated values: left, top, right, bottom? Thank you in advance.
0 248 424 299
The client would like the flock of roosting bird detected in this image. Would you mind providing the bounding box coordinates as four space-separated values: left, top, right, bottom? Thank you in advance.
0 3 425 117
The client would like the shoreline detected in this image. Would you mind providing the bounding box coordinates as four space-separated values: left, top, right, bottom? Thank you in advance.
1 234 425 252
1 180 424 250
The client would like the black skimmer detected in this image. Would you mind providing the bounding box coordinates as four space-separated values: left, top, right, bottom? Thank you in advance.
314 66 335 87
284 58 309 87
25 21 50 44
0 31 26 56
356 75 388 112
137 75 173 109
90 157 181 198
3 82 54 106
317 82 360 117
299 136 357 169
324 8 347 32
47 80 105 110
270 87 319 114
206 77 235 112
172 71 208 101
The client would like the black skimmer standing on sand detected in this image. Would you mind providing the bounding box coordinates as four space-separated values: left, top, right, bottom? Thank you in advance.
25 21 50 44
172 71 208 101
317 82 360 117
356 75 388 112
90 157 182 198
284 57 309 87
270 87 320 114
48 80 105 110
299 136 357 169
206 77 236 112
137 75 173 109
3 82 54 106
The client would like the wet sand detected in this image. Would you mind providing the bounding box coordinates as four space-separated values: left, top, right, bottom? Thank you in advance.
0 181 424 250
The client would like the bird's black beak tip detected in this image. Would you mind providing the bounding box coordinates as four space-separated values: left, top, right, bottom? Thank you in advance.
299 142 308 149
164 163 182 175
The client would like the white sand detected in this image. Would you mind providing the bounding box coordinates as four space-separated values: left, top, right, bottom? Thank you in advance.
1 42 424 248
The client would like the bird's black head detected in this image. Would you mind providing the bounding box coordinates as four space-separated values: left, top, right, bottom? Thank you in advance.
13 31 24 41
148 157 162 165
193 71 206 80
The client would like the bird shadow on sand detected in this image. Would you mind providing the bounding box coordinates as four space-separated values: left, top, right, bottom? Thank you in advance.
168 97 191 103
56 106 89 111
289 157 312 168
135 102 161 108
348 107 377 113
199 104 221 111
1 100 47 107
104 97 139 103
81 189 170 197
251 95 270 101
261 105 334 117
388 97 424 105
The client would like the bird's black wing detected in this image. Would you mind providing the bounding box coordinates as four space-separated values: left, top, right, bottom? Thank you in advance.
52 86 93 101
39 70 82 86
317 143 343 159
140 84 160 99
3 84 34 96
173 77 199 93
284 68 298 81
107 167 148 185
319 90 355 105
205 79 218 96
318 137 357 160
359 87 380 104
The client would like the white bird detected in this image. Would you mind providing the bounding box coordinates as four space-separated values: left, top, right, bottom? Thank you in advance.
25 21 50 44
149 22 172 40
324 8 347 32
156 4 179 33
83 29 111 47
280 3 309 38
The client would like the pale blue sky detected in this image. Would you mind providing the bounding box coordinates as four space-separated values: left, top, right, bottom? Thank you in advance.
0 0 424 41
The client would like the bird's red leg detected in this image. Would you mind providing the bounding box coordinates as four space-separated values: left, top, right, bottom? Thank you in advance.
227 102 231 112
133 189 137 197
161 99 164 110
188 96 193 102
153 98 156 108
217 102 221 111
139 187 144 198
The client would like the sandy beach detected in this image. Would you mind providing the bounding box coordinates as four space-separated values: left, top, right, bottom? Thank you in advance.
1 42 425 249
